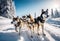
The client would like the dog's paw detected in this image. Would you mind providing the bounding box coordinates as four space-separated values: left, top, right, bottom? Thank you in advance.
37 33 40 36
16 30 18 32
31 35 33 38
43 34 46 36
19 33 20 35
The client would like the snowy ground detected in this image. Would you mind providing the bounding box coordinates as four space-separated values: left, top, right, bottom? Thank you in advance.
0 16 60 41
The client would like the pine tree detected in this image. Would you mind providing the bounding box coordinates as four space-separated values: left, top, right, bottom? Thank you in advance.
54 9 59 18
0 0 16 19
51 9 54 18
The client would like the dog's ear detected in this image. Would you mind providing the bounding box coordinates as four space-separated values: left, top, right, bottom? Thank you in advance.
17 16 19 18
42 9 44 12
46 9 48 12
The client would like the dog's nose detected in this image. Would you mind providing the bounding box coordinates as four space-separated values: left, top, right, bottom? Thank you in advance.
11 22 13 24
47 15 49 17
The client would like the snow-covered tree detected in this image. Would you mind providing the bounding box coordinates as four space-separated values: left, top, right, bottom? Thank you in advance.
51 9 54 18
0 0 16 19
54 9 59 18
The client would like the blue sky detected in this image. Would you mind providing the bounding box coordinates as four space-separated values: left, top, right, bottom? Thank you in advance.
14 0 60 17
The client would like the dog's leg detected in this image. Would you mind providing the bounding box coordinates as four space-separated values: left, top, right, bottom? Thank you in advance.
29 26 33 38
19 26 21 35
27 23 33 38
37 24 40 35
42 24 46 36
32 25 34 33
15 27 18 32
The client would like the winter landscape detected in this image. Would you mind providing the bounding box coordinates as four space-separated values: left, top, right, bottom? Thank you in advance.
0 0 60 41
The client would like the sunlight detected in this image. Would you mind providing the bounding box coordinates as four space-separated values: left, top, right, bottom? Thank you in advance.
51 0 60 10
18 36 24 41
52 3 59 10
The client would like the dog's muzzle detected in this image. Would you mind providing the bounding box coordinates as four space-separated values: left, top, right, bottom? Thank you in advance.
11 21 13 24
11 21 17 24
47 15 49 18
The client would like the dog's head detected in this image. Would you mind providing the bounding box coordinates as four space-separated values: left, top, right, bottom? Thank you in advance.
26 14 32 22
11 16 19 24
27 14 31 18
22 15 27 19
41 9 49 20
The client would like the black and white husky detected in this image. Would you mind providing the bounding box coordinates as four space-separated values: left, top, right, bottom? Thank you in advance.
26 9 49 37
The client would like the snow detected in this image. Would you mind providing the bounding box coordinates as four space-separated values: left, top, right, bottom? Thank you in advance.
45 18 60 41
0 16 60 41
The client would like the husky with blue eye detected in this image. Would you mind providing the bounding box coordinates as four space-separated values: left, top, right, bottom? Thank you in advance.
26 9 49 38
35 9 49 35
